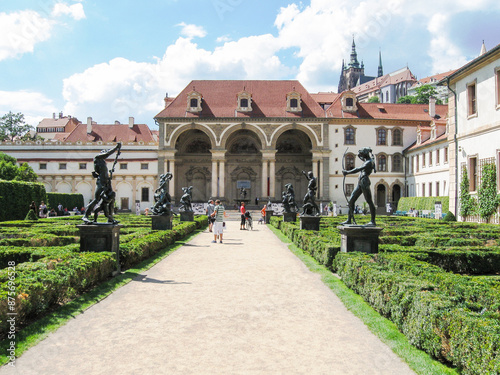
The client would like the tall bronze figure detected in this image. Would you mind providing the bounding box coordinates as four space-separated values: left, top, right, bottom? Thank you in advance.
83 142 121 224
179 186 193 212
341 147 377 226
151 172 173 215
301 170 320 216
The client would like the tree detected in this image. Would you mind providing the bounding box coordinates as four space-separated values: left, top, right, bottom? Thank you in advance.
397 96 415 104
368 96 379 103
477 163 499 222
0 152 38 182
0 112 33 141
414 84 443 105
459 165 476 219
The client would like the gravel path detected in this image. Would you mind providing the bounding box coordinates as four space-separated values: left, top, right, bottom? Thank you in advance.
2 221 415 375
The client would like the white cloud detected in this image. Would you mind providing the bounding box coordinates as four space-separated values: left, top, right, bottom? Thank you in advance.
0 10 53 61
176 22 207 39
52 3 86 20
0 90 57 126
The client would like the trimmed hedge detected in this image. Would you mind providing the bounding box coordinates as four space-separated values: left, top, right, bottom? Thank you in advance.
0 180 47 221
0 214 208 336
397 196 449 212
47 192 84 212
270 215 500 374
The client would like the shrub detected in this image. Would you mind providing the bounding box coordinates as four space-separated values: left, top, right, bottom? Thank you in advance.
443 211 456 222
24 209 38 221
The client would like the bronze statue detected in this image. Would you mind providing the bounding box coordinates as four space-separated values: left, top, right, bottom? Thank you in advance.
282 183 299 213
179 186 193 212
83 142 121 224
301 170 320 216
240 187 247 199
151 172 173 215
341 147 377 226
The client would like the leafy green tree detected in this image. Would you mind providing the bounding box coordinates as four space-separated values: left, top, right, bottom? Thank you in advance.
0 152 38 182
397 96 415 104
459 165 476 219
414 84 443 104
0 112 33 141
17 162 39 182
477 163 499 222
368 96 379 103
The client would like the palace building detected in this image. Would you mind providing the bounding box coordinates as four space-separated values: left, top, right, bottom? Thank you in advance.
155 80 446 211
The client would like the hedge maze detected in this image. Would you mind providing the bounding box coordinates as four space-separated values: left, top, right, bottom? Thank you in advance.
270 215 500 375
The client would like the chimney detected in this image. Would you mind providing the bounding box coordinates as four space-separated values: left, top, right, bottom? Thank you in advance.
429 97 436 118
87 117 92 134
128 117 134 129
59 111 63 119
53 113 56 119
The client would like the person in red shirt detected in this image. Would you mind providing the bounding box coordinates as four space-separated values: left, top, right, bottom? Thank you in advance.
240 201 246 230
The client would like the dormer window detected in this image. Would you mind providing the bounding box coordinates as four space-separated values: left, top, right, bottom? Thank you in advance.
187 90 202 113
237 90 252 112
286 91 302 112
341 91 357 113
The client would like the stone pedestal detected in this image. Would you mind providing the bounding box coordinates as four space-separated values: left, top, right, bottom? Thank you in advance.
337 225 383 253
300 216 321 230
152 215 173 230
283 212 297 222
180 211 194 222
265 210 274 224
77 224 122 274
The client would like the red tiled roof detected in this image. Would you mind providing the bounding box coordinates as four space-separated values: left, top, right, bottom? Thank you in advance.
37 117 74 128
63 123 157 143
155 80 325 119
310 92 340 104
351 68 416 96
411 70 457 88
326 101 448 121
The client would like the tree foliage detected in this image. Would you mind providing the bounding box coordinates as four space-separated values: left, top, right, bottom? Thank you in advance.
459 165 476 219
0 152 38 182
368 95 380 103
477 163 499 222
0 112 34 141
396 84 443 105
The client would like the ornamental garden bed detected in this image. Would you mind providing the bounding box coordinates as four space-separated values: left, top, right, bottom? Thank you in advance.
270 215 500 375
0 214 207 339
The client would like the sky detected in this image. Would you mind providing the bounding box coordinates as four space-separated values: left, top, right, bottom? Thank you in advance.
1 0 500 129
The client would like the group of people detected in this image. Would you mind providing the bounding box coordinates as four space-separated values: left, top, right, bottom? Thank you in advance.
29 201 84 218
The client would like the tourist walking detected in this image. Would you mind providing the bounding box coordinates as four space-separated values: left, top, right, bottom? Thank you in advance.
206 199 215 232
240 201 247 230
211 200 226 243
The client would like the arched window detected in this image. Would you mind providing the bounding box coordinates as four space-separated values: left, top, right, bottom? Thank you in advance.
392 128 402 146
392 154 403 172
344 126 355 145
385 92 388 102
377 128 387 145
346 153 355 170
377 154 387 172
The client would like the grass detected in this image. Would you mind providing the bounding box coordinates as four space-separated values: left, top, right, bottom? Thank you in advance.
267 224 459 375
0 228 204 366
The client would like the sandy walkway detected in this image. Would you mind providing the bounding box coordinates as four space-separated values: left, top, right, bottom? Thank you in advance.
1 220 415 374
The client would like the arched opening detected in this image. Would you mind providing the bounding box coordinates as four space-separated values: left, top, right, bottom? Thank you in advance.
275 129 312 201
226 129 261 203
175 129 212 202
392 184 402 206
376 184 386 208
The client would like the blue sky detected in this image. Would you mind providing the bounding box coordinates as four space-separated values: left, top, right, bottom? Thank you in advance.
1 0 500 129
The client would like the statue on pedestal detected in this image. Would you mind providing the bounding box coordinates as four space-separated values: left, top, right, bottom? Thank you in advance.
240 187 247 199
301 170 320 216
341 147 377 226
83 142 121 224
282 183 299 213
179 186 193 212
151 172 173 215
